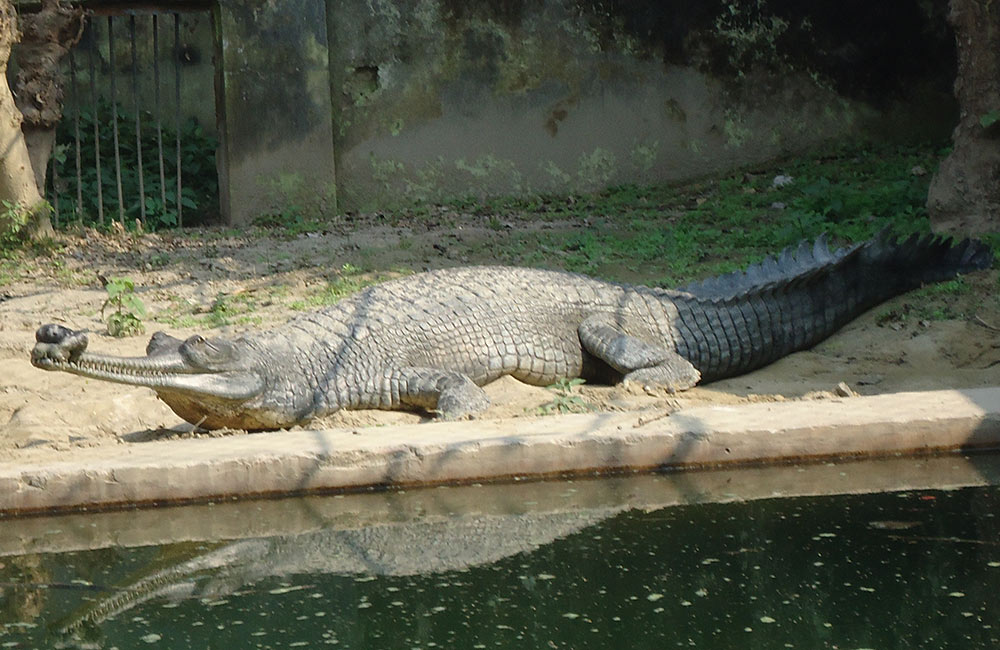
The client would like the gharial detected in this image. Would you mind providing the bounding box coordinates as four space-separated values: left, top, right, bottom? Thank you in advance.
31 232 992 430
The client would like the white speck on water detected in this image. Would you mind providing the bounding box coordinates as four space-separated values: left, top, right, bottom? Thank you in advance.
813 561 824 567
680 600 692 607
962 612 974 617
653 607 664 613
760 616 776 624
701 558 719 565
817 533 836 538
563 613 580 619
140 633 161 644
695 588 708 597
744 627 753 632
358 602 372 609
269 585 309 595
647 593 664 601
859 587 875 593
537 573 556 580
988 562 1000 568
949 592 966 598
355 576 376 583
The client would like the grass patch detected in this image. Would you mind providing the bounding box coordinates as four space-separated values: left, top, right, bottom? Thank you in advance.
154 291 262 329
432 142 957 286
289 264 384 311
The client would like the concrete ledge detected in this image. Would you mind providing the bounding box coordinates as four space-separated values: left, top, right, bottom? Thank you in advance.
2 387 999 516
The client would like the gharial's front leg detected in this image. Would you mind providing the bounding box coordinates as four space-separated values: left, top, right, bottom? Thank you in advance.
321 366 491 420
578 315 701 392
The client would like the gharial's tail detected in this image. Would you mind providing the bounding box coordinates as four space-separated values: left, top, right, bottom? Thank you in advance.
671 231 994 382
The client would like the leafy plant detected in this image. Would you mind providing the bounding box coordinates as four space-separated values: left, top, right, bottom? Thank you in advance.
0 200 30 252
539 378 593 414
50 100 218 230
101 276 146 337
980 109 1000 129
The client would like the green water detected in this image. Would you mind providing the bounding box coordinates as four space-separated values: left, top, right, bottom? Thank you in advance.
2 460 999 649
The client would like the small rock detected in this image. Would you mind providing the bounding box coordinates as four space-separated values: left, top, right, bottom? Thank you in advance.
834 382 858 398
772 174 794 188
910 165 927 176
770 201 786 210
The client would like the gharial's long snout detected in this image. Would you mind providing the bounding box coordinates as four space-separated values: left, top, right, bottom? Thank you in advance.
30 323 265 401
32 323 90 366
32 324 202 383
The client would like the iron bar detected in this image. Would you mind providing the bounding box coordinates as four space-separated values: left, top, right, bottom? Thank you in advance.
69 48 82 219
152 14 167 218
87 21 104 225
129 14 146 226
108 16 125 222
174 13 182 228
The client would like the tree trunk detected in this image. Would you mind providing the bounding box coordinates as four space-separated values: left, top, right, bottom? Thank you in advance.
13 0 84 194
0 0 49 241
927 0 1000 235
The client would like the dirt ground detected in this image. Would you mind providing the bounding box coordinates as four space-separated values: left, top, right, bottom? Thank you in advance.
1 217 998 464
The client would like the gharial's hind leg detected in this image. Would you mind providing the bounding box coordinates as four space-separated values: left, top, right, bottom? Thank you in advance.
578 316 700 393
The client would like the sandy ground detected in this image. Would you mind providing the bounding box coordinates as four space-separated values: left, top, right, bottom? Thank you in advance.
1 219 998 464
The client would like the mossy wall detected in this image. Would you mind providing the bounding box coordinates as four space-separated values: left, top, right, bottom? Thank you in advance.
325 0 955 212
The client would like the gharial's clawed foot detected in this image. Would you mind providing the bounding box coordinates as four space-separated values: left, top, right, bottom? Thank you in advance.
435 381 491 421
31 324 89 368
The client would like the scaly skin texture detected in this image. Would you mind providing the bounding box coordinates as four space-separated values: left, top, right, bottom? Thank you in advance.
31 233 993 430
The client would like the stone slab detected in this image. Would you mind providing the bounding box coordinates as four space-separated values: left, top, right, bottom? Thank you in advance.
4 453 999 559
1 387 999 517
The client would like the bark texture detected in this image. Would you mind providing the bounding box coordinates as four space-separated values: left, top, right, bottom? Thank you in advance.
13 0 84 190
927 0 1000 234
0 0 47 239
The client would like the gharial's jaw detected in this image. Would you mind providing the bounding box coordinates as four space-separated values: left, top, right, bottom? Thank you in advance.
31 324 265 403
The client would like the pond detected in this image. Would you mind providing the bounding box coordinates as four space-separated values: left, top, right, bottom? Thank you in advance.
1 454 999 649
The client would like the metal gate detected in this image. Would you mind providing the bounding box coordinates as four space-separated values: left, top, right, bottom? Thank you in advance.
50 8 217 229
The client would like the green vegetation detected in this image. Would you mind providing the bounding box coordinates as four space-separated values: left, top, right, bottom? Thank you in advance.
0 200 31 251
539 378 593 414
442 142 967 286
101 276 146 337
252 208 326 238
50 102 218 230
155 291 262 329
289 264 380 311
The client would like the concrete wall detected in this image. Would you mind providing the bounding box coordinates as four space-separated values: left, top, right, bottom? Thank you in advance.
215 0 338 223
323 0 954 212
210 0 954 220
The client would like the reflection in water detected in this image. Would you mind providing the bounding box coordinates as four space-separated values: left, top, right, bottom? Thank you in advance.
1 466 999 649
